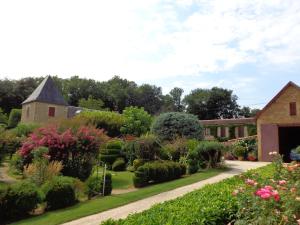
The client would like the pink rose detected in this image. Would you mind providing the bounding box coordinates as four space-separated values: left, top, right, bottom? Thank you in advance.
278 180 287 185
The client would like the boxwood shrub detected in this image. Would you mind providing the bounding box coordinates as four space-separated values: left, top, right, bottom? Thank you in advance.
85 173 112 198
112 158 126 171
133 161 186 187
0 181 42 221
102 165 274 225
42 176 77 210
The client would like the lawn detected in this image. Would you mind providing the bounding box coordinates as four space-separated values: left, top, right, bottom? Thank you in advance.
93 168 134 190
11 168 226 225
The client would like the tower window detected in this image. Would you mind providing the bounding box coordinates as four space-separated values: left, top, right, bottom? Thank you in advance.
48 107 55 117
290 102 297 116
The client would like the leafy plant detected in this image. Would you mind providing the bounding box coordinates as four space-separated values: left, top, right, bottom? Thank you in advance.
7 109 21 128
134 134 161 161
120 106 152 136
151 112 204 141
112 158 126 171
42 176 77 210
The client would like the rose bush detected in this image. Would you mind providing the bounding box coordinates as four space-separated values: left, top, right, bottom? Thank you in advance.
234 154 300 225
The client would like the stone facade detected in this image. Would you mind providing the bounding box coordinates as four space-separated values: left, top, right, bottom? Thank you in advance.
21 102 68 124
257 82 300 161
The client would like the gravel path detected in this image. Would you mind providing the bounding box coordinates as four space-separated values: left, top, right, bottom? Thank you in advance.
0 162 16 184
63 161 270 225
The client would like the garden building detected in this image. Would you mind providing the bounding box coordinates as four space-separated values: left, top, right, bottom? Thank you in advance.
200 118 256 141
257 81 300 162
21 76 71 123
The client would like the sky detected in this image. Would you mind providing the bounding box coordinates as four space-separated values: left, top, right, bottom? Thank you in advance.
1 0 300 109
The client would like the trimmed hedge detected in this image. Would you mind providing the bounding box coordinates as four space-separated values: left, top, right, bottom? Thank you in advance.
0 181 42 221
112 158 126 171
102 165 274 225
76 111 125 137
133 161 186 187
100 139 124 167
42 176 77 210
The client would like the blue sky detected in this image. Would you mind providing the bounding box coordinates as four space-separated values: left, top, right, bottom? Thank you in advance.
0 0 300 109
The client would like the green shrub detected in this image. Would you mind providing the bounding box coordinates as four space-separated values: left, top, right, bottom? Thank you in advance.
112 158 126 171
10 152 25 172
163 138 188 161
101 173 112 196
0 130 23 157
195 141 224 168
133 161 186 187
134 134 161 161
7 109 21 128
151 112 204 141
232 145 247 158
42 176 77 210
100 139 124 166
76 111 125 137
63 158 94 181
0 181 42 220
120 106 152 136
0 108 8 125
12 123 40 137
85 175 102 199
102 165 274 225
133 159 144 170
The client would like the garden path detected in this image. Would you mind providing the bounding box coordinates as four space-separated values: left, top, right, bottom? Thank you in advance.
0 162 16 184
63 161 270 225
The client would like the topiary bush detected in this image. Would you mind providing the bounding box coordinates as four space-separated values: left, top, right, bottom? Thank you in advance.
133 161 186 187
120 106 152 137
7 109 22 128
0 181 42 220
42 176 77 210
101 173 112 196
162 138 188 161
100 139 124 167
85 173 112 199
151 112 204 141
112 158 126 171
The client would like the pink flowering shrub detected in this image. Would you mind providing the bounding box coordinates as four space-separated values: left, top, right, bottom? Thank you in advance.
18 125 108 180
234 155 300 225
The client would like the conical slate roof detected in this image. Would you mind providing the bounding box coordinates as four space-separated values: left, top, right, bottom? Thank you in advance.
22 76 68 105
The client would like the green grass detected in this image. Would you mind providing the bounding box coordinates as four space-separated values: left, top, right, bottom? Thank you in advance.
11 168 225 225
93 169 134 190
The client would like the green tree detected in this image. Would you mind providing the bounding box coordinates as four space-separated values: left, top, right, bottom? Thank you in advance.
169 87 184 112
78 95 105 110
120 106 152 136
0 108 8 125
239 106 251 118
183 87 239 119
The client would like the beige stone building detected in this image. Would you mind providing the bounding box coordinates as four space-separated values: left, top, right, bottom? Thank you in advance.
257 82 300 162
21 76 69 124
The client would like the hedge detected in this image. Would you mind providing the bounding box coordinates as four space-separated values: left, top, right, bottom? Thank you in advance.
7 109 22 128
85 173 112 198
0 181 42 221
102 165 274 225
133 161 186 187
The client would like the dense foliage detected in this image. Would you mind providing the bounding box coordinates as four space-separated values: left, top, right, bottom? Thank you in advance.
120 106 152 136
133 161 186 187
133 134 161 161
102 165 274 225
85 173 112 198
7 109 21 128
18 125 107 180
76 111 125 137
0 181 42 220
151 112 204 141
42 176 77 210
100 139 124 167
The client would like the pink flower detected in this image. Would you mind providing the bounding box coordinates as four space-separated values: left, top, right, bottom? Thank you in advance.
255 186 280 201
245 179 257 186
297 219 300 225
278 180 287 185
232 190 239 196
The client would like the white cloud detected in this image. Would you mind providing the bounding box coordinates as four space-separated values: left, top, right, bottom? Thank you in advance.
0 0 299 82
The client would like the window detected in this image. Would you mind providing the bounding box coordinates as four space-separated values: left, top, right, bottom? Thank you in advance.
48 107 55 117
26 107 30 118
290 102 297 116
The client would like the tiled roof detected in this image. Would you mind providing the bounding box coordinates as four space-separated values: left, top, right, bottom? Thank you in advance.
22 76 68 106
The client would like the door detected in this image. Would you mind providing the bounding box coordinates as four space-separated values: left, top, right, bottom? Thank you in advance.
260 124 279 161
